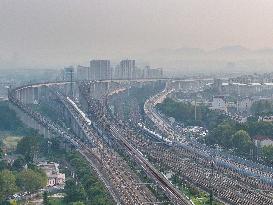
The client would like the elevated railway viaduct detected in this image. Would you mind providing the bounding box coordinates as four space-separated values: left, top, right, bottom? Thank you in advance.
8 79 196 205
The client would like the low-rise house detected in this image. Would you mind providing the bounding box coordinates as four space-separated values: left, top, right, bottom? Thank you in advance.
38 162 65 187
210 96 227 112
237 97 253 114
259 116 273 122
254 136 273 148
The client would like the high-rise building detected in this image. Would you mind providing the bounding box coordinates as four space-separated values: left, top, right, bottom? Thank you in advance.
134 67 144 79
119 59 136 80
76 65 89 81
143 66 151 79
63 66 75 81
143 66 163 79
89 60 111 80
150 68 163 78
114 65 121 80
63 66 75 96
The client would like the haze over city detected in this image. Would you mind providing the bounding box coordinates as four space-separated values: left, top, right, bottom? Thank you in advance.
1 0 273 74
3 1 273 204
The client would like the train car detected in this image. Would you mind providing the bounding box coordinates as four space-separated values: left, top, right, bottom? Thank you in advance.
137 122 172 146
67 97 91 126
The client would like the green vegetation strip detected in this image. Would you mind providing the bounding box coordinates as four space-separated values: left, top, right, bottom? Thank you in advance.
157 98 273 163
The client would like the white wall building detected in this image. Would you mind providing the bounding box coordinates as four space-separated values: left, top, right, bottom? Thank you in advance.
63 66 75 81
210 96 227 112
238 98 253 113
77 65 89 81
254 136 273 148
38 162 65 187
89 60 111 80
119 59 136 80
259 116 273 122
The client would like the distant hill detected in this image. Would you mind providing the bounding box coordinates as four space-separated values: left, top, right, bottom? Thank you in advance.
148 45 273 57
174 47 205 55
140 45 273 74
210 45 251 55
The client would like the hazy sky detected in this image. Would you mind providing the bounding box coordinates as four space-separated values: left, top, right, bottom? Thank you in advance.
1 0 273 68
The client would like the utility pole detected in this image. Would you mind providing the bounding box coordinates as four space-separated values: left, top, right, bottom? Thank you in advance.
250 147 254 160
70 69 73 97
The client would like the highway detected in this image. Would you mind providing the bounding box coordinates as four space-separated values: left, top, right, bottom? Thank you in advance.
142 83 273 204
9 84 159 205
8 88 122 204
10 79 273 205
79 82 192 205
53 88 158 205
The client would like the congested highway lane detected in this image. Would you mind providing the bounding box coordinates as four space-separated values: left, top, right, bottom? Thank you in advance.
143 84 273 204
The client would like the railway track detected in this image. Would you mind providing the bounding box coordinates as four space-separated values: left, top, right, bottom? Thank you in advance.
9 84 158 205
55 89 158 205
110 125 191 205
79 83 192 205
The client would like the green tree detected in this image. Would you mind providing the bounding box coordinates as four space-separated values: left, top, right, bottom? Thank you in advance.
0 148 3 159
51 138 61 152
65 152 113 204
16 168 47 192
64 179 86 203
11 156 26 171
232 130 253 155
16 136 40 162
207 122 235 148
0 170 18 201
43 191 49 205
72 202 85 205
247 121 273 137
0 160 9 171
9 200 17 205
0 102 23 131
156 98 227 128
262 145 273 164
0 102 37 136
251 100 273 116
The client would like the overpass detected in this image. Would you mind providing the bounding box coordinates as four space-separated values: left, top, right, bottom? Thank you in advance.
8 79 195 205
143 82 273 205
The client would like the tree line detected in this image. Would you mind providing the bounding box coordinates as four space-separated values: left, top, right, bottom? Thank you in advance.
0 102 37 136
0 135 48 203
0 166 47 202
156 98 228 129
157 98 273 162
62 152 114 205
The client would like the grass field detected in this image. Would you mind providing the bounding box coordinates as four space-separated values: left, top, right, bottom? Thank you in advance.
2 135 22 150
49 198 67 205
192 197 210 205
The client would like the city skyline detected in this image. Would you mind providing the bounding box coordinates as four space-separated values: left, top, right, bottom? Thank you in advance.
2 1 273 204
1 0 273 71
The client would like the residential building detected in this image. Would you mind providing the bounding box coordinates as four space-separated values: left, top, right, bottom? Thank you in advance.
254 136 273 148
63 66 74 81
38 162 65 187
143 66 163 79
76 65 89 81
134 67 144 79
210 96 227 112
259 116 273 122
119 59 136 80
237 97 253 114
143 66 150 79
89 60 111 80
